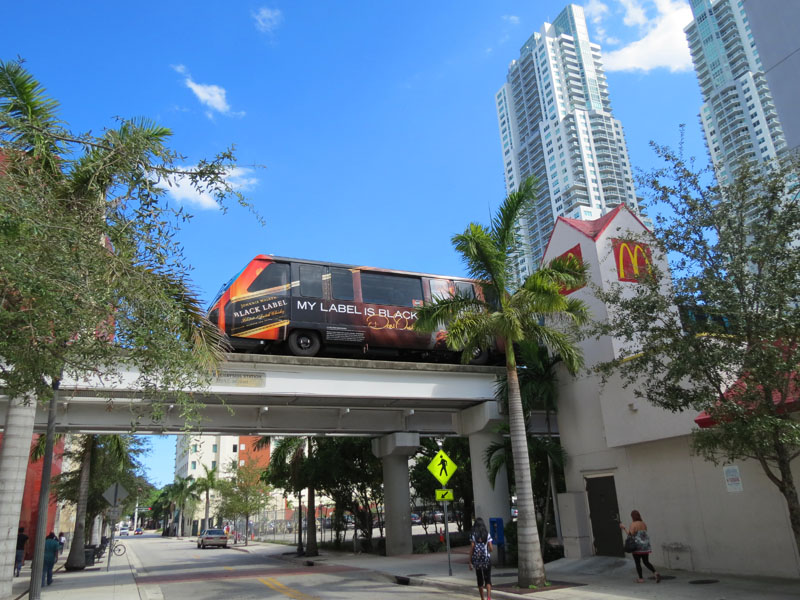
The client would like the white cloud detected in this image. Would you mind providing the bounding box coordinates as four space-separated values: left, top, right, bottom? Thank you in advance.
253 7 283 33
166 167 258 211
618 0 648 26
584 0 609 24
502 15 520 25
601 0 693 73
172 65 244 118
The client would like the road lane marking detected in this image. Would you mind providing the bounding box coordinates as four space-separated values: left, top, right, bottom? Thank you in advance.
258 576 319 600
223 566 234 571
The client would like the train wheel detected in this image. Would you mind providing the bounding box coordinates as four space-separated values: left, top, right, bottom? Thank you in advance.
288 330 321 357
465 347 489 365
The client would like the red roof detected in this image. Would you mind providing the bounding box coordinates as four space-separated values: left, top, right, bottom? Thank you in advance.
540 204 651 267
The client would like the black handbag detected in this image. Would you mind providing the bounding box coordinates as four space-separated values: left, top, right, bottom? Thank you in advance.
624 534 637 553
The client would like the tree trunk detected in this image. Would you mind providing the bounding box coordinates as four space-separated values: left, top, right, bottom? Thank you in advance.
66 436 95 570
506 346 546 587
774 440 800 561
305 486 318 557
0 394 36 600
204 491 210 532
244 513 249 546
29 381 60 600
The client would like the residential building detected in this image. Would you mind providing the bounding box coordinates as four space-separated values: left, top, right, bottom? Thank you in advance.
685 0 788 184
496 3 641 281
174 434 271 533
743 0 800 153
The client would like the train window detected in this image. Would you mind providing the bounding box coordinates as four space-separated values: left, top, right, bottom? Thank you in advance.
430 279 451 300
331 268 354 301
300 264 323 298
361 272 423 307
247 262 290 295
455 281 476 298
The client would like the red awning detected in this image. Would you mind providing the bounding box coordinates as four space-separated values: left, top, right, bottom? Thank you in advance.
695 374 800 428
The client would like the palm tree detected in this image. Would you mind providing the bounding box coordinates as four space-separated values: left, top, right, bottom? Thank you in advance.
171 476 199 537
414 177 588 588
260 436 319 557
194 464 220 531
493 340 573 545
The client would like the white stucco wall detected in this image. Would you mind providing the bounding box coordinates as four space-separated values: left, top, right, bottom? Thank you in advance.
544 208 800 578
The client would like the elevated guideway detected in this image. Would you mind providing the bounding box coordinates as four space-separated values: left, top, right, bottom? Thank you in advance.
0 354 505 436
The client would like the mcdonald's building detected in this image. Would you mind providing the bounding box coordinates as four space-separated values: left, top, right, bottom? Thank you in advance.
540 204 799 578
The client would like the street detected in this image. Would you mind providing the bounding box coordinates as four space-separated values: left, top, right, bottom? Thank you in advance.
126 533 474 600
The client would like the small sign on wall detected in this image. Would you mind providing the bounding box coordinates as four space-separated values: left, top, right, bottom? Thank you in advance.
723 465 743 493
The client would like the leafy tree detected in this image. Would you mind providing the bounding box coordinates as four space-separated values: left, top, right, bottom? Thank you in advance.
259 436 319 556
593 146 800 556
0 59 250 585
51 435 145 568
194 464 220 531
414 177 588 587
313 438 384 551
217 459 271 546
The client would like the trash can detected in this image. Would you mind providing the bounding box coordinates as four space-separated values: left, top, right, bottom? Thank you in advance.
84 545 96 566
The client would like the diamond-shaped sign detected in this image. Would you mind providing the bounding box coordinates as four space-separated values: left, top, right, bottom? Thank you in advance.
427 450 457 487
102 483 129 507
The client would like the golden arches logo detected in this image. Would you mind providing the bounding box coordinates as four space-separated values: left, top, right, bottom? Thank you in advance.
612 239 652 282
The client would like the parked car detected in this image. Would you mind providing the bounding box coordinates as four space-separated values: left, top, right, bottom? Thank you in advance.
511 506 518 519
410 513 422 525
119 526 130 536
134 528 143 535
197 528 229 549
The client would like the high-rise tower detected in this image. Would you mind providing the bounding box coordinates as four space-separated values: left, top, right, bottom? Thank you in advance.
496 4 641 281
685 0 787 184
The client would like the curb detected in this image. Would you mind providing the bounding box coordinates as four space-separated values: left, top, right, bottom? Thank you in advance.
264 548 530 600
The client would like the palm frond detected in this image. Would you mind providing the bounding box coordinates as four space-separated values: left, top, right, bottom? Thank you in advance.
0 59 63 170
492 176 536 254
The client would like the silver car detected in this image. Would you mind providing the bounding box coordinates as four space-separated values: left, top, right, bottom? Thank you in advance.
197 528 228 549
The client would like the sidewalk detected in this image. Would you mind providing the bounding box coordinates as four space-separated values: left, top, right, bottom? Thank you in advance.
237 540 800 600
10 545 140 600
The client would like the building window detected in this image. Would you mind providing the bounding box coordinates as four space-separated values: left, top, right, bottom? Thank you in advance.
191 461 196 470
239 460 245 466
212 444 217 453
233 444 238 453
212 460 217 469
240 443 246 451
192 444 198 453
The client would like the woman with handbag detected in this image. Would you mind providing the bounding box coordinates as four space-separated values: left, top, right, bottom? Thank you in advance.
620 510 661 583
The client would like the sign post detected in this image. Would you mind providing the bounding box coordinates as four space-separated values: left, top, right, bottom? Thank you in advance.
102 483 128 572
427 450 458 576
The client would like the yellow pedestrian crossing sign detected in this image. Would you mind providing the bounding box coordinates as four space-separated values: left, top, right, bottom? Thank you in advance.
427 449 457 486
436 489 454 501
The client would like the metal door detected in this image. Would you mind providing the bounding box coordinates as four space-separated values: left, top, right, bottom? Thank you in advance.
585 475 624 557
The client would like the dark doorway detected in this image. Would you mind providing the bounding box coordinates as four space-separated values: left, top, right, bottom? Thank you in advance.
585 475 624 557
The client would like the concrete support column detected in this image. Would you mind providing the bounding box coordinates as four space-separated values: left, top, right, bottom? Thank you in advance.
468 431 511 523
460 401 511 524
0 395 36 600
371 432 419 556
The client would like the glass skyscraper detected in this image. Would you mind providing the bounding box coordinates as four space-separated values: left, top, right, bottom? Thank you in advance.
496 4 641 281
685 0 787 184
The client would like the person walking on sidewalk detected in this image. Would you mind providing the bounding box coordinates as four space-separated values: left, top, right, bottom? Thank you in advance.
15 527 28 577
42 532 60 587
620 510 661 584
468 517 493 600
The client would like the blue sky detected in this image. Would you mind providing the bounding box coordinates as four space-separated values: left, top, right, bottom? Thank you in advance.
4 0 705 488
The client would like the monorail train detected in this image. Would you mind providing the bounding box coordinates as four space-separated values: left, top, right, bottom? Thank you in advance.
206 254 490 363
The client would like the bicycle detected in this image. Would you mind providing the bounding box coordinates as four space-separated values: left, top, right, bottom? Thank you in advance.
112 540 126 556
